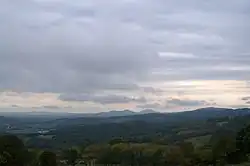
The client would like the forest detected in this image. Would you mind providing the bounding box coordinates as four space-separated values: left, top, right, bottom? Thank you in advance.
2 124 250 166
1 108 250 165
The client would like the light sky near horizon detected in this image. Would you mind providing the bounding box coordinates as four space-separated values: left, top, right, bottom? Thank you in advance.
0 0 250 113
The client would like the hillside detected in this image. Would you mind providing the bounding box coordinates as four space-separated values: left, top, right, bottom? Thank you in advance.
2 107 250 165
1 107 250 149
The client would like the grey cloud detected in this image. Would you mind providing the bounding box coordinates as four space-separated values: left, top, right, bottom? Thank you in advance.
11 105 61 109
147 68 250 82
0 0 249 95
137 103 162 109
1 91 20 97
166 98 213 107
59 93 147 105
63 106 74 109
11 105 20 108
63 7 96 18
1 91 33 97
141 87 164 95
230 104 249 108
241 96 250 105
31 105 73 109
242 97 250 101
137 98 215 110
43 105 60 109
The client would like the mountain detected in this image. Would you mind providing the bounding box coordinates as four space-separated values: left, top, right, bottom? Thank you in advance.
180 107 250 119
138 109 157 114
59 107 250 125
90 107 250 118
93 109 159 117
95 110 136 117
0 111 79 119
2 107 250 136
1 107 250 120
0 109 157 120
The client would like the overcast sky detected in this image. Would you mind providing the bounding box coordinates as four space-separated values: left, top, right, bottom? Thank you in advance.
0 0 250 112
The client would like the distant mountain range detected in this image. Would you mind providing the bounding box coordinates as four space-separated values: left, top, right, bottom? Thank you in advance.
0 107 250 119
1 107 250 133
94 109 157 117
0 109 157 118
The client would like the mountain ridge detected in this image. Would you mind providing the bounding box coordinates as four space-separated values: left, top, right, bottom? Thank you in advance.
0 107 249 118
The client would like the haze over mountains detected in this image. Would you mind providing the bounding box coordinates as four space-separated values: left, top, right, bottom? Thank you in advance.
0 107 249 119
1 107 250 150
0 109 156 118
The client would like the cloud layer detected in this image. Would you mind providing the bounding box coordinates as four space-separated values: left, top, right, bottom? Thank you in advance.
0 0 249 111
59 93 147 105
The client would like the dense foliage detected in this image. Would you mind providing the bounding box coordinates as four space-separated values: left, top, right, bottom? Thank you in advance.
1 123 250 166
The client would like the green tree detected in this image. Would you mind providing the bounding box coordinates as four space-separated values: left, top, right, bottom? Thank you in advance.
179 142 195 166
193 148 213 166
0 135 28 166
0 151 11 166
150 149 164 166
39 151 57 166
236 124 250 154
26 149 41 166
212 136 236 164
164 146 185 166
62 148 79 166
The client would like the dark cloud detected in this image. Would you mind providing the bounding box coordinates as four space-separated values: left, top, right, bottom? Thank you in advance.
59 93 147 105
241 96 250 105
0 0 249 95
242 96 250 101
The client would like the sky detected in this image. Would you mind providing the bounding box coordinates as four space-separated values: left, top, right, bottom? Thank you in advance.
0 0 250 113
